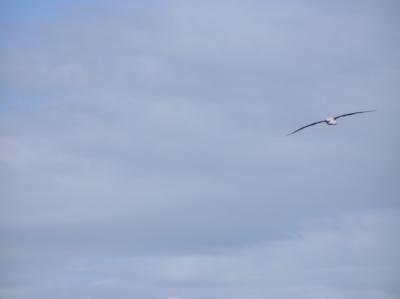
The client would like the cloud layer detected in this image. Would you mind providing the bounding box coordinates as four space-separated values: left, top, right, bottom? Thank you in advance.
1 1 400 298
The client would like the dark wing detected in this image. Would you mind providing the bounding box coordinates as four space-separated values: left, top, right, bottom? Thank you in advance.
334 110 375 120
287 120 325 136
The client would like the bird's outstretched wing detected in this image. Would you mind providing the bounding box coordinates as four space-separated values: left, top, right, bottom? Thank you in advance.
334 110 375 120
287 120 325 136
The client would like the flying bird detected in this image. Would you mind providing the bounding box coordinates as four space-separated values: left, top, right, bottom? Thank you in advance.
287 110 375 136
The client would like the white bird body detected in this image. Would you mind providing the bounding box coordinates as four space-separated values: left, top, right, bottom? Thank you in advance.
288 110 375 135
325 117 337 125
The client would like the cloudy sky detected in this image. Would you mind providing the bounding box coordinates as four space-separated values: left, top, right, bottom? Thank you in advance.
1 1 399 298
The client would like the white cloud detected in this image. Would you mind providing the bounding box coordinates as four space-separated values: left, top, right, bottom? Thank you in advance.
1 1 399 299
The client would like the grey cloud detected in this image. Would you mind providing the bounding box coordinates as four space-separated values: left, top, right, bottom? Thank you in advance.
1 1 400 298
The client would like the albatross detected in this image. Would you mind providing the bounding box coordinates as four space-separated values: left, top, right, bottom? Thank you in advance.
288 110 375 136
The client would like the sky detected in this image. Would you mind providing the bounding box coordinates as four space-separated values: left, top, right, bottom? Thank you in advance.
1 1 400 298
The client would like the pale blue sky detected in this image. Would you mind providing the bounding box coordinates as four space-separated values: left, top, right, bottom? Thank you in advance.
0 0 74 23
1 1 400 299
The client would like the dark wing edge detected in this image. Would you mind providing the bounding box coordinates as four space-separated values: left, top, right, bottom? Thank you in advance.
287 120 325 136
334 110 376 120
